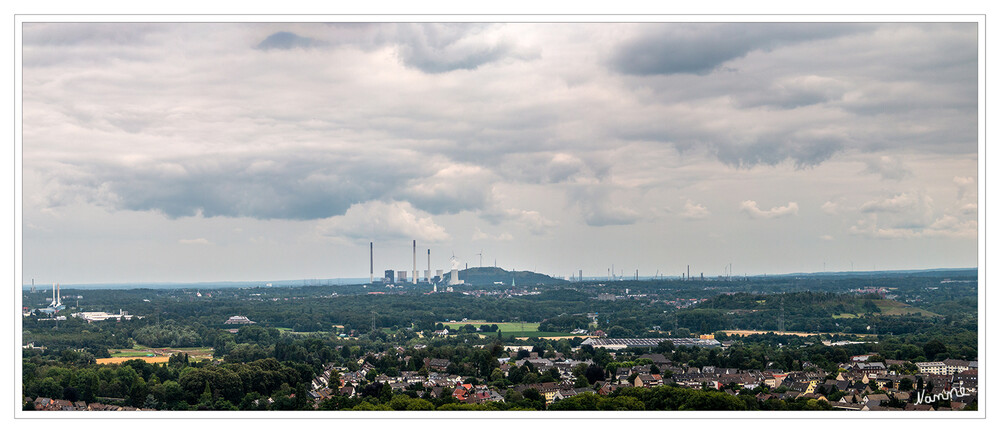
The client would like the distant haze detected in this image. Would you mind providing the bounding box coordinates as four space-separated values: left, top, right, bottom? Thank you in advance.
21 22 978 284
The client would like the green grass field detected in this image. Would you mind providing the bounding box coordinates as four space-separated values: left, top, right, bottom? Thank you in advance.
438 321 541 333
111 350 156 358
873 299 941 317
111 346 214 358
434 321 585 339
832 313 860 319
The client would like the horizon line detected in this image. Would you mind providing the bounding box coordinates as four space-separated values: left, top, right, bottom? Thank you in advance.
20 266 978 289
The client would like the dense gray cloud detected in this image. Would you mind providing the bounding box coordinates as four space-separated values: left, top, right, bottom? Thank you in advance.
250 23 532 73
20 22 979 282
256 31 325 50
34 153 423 220
22 22 977 221
391 23 533 73
609 23 863 76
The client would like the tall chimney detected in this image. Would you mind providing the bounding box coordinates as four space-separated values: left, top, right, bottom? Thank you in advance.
57 283 60 305
52 283 56 304
687 265 690 281
370 242 374 284
412 240 417 284
427 249 431 283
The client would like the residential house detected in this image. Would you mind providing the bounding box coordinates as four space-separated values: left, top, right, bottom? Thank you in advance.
634 374 663 388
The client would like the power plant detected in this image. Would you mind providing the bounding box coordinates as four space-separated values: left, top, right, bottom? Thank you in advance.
374 240 451 286
50 283 62 308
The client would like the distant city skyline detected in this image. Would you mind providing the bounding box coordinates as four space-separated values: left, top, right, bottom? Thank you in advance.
20 22 979 284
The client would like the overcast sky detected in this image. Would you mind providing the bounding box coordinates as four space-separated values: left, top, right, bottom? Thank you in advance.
20 22 979 285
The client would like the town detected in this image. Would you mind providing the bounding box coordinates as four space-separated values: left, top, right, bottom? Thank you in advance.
21 268 978 412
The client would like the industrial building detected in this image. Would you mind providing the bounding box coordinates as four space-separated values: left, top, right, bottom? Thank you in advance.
449 268 464 286
224 315 256 325
580 337 721 350
72 310 137 322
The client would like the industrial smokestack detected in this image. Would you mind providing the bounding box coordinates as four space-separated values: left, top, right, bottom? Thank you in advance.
57 283 60 306
370 242 374 284
687 265 690 281
427 249 431 283
52 283 56 305
412 240 417 284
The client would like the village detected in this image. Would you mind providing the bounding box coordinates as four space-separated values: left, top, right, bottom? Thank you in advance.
296 341 978 411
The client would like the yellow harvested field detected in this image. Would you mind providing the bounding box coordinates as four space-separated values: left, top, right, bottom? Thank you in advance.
97 356 171 364
718 330 875 338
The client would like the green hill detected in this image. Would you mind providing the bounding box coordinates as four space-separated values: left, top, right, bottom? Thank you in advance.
444 267 565 287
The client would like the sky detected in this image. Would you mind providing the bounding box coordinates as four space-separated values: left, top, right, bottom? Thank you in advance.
20 22 979 285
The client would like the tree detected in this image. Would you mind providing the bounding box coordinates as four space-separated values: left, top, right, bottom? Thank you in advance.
144 394 159 409
199 382 213 406
898 377 913 391
62 386 80 402
657 340 676 353
923 340 948 360
584 363 606 384
505 390 523 404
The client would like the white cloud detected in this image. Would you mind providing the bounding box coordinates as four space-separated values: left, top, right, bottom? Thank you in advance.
400 163 496 214
316 200 449 243
821 201 839 215
680 200 710 220
739 200 799 219
859 193 919 213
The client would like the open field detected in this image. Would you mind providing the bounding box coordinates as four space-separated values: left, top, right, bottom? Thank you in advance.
438 321 541 333
276 327 333 336
718 330 876 338
434 321 582 338
111 350 157 358
873 299 941 317
832 313 859 319
109 346 213 360
97 356 171 364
